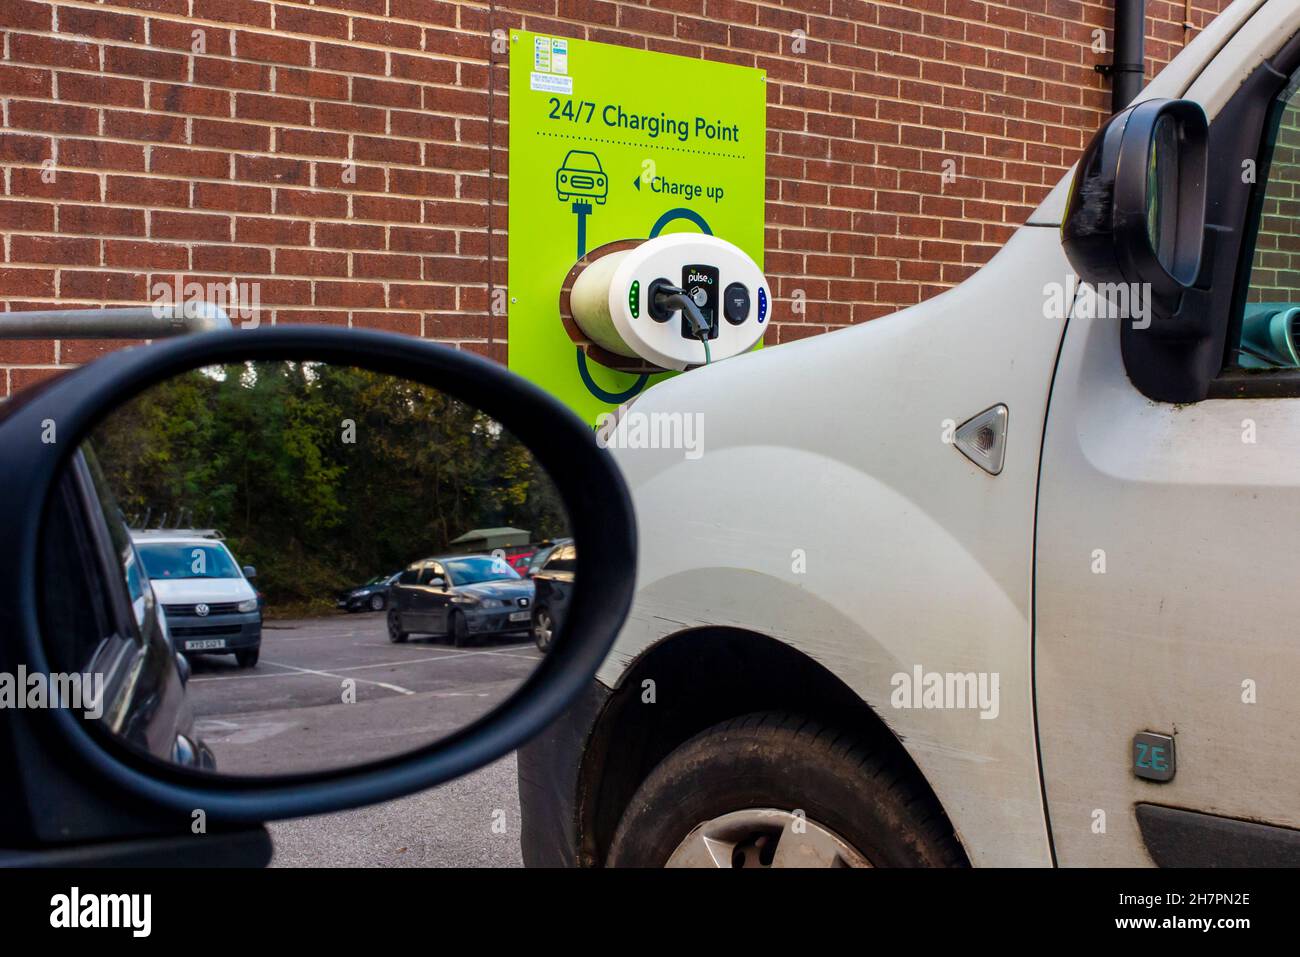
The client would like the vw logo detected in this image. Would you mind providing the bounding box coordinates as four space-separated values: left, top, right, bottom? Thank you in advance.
195 603 210 617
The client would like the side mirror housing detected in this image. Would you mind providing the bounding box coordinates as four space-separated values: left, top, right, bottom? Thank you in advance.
1062 98 1209 325
242 565 257 579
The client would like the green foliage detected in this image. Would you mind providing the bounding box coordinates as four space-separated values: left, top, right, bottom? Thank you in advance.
91 361 568 607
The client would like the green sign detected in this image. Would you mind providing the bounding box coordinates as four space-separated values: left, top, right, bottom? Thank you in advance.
507 31 766 424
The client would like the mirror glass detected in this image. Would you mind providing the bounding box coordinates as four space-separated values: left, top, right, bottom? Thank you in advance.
1146 113 1180 272
40 359 573 777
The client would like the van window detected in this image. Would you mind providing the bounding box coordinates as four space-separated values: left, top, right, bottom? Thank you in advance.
1232 69 1300 371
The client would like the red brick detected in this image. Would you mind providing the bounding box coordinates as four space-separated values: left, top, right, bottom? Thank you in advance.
0 64 53 98
57 6 145 42
58 204 145 235
10 235 99 265
151 210 231 241
149 83 232 117
104 240 188 270
60 270 147 301
191 0 271 28
234 30 311 66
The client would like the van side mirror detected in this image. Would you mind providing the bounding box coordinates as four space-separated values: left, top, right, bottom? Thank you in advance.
1062 98 1209 323
242 565 257 579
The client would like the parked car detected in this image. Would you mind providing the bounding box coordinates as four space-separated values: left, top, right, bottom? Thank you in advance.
42 449 215 769
337 572 400 613
530 542 575 652
526 537 573 577
132 530 262 668
519 2 1300 868
387 554 534 646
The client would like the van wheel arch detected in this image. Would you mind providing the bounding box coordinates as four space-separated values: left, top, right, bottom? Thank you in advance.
575 627 968 867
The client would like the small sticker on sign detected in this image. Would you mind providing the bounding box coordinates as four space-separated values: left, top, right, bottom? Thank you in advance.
550 38 568 74
530 72 573 95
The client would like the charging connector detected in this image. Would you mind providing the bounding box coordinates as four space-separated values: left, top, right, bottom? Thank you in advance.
651 284 712 364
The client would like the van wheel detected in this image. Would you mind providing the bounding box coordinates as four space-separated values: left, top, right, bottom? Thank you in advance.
387 610 408 643
606 711 966 868
235 648 259 668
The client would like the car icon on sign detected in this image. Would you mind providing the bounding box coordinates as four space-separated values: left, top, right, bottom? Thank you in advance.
556 150 607 204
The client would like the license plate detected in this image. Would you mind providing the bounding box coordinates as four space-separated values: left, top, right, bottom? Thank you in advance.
509 611 530 622
185 639 226 651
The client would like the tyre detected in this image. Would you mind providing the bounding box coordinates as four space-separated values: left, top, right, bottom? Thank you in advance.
607 711 966 868
387 609 408 643
532 608 554 653
235 648 259 669
368 592 386 612
448 610 469 648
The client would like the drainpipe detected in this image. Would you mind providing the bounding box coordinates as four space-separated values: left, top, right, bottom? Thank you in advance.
0 302 233 339
1107 0 1147 113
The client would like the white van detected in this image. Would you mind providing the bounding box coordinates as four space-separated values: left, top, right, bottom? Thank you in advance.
131 531 263 669
519 0 1300 867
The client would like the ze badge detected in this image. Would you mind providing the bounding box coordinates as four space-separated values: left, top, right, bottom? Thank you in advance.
1133 732 1176 782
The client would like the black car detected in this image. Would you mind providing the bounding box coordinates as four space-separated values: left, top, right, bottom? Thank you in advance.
387 554 534 646
337 572 400 612
42 448 215 770
530 542 575 653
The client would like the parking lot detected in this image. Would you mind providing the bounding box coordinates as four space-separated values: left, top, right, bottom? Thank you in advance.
187 612 542 866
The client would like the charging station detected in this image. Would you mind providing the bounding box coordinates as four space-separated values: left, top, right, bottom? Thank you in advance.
507 32 767 423
568 234 770 371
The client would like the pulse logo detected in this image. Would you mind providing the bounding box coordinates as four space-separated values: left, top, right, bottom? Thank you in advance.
50 887 151 937
685 269 713 287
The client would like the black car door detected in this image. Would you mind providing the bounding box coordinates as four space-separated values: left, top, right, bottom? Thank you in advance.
391 563 423 628
419 562 452 633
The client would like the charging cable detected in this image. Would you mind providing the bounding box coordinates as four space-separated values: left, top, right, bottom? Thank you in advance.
651 284 713 365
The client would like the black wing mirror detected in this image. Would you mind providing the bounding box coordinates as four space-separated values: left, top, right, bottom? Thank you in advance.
1062 97 1209 324
0 326 635 858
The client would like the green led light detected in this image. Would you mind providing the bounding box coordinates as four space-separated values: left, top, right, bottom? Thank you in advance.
629 280 640 319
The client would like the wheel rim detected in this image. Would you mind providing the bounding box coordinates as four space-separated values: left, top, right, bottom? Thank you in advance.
665 808 871 868
535 612 552 649
370 594 384 610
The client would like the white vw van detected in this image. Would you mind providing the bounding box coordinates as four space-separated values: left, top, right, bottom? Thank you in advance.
131 530 263 669
519 0 1300 868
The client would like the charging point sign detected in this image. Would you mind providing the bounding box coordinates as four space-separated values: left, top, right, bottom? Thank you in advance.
507 31 766 424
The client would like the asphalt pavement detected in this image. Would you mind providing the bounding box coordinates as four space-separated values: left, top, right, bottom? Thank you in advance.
185 611 541 866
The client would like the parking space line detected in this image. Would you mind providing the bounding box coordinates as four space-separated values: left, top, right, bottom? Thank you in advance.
265 660 414 695
191 659 414 695
189 648 540 686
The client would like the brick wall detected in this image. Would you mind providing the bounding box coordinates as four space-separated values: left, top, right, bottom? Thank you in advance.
0 0 1233 396
1247 97 1300 304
